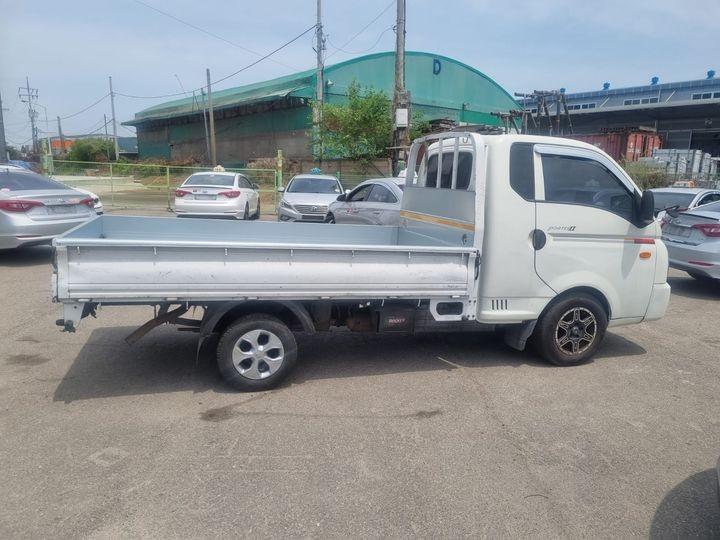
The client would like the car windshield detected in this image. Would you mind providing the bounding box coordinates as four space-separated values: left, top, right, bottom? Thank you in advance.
652 192 696 212
287 177 340 193
0 170 65 191
183 174 234 187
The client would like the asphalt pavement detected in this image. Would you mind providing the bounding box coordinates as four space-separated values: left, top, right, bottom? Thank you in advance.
0 242 719 538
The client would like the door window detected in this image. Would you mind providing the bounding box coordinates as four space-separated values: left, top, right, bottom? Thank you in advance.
698 193 720 206
366 184 398 204
237 175 252 189
541 154 634 221
348 184 374 202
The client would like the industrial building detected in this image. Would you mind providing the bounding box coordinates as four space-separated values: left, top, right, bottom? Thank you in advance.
123 51 518 163
521 72 720 157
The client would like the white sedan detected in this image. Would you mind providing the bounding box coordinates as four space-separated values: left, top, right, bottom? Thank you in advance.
174 171 261 220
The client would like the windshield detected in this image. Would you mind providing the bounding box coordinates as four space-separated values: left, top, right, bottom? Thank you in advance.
183 173 234 187
287 177 340 193
0 170 66 191
652 192 696 212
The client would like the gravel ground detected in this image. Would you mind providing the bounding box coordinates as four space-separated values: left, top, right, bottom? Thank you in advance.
0 241 718 538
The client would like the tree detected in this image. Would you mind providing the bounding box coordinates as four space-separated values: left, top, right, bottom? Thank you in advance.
314 81 392 170
66 138 116 162
6 145 21 160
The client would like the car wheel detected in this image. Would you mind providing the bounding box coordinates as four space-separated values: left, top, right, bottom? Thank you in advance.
533 293 608 366
216 314 297 391
250 200 260 220
241 203 249 220
325 212 336 224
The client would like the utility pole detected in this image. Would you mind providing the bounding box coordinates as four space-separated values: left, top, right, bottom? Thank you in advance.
104 113 111 160
57 116 65 156
206 69 217 166
313 0 325 163
0 91 7 162
199 89 211 165
18 77 39 154
108 76 119 160
391 0 410 176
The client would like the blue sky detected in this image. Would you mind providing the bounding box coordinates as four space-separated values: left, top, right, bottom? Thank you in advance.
1 0 717 146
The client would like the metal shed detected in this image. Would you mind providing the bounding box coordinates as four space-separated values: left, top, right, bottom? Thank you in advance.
123 51 518 162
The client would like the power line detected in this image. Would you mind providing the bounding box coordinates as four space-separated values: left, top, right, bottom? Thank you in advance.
115 24 318 100
327 26 393 56
59 94 110 120
326 1 394 60
132 0 296 70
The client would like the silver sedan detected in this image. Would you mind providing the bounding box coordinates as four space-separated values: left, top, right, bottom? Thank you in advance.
0 166 96 250
326 178 404 225
661 200 720 281
174 171 261 220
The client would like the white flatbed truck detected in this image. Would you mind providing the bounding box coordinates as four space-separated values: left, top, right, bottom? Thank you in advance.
52 132 671 391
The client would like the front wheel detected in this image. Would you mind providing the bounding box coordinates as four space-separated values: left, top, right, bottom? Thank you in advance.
533 293 608 366
325 212 336 224
216 314 297 391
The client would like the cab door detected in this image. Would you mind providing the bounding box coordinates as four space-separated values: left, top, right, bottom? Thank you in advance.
340 184 374 224
359 183 399 225
533 145 657 320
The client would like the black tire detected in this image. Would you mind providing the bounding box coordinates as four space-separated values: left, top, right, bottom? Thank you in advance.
533 293 608 366
241 203 249 220
325 212 336 224
250 200 261 220
216 314 297 391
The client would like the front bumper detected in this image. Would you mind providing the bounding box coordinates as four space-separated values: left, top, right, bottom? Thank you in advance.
277 206 326 222
643 282 671 322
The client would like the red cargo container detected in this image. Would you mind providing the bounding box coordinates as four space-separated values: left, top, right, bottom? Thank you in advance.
569 131 662 162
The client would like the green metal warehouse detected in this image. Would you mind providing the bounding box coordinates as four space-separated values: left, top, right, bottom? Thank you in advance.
123 51 518 163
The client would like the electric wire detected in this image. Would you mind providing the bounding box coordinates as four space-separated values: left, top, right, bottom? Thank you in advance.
59 94 110 120
132 0 296 70
327 26 393 55
326 0 395 60
115 24 317 100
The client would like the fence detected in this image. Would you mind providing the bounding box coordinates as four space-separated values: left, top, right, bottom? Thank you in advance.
49 160 280 214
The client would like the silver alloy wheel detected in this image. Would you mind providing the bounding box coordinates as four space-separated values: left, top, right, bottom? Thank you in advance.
231 329 285 379
555 307 597 355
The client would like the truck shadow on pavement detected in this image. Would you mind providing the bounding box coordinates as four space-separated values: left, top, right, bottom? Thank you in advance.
53 326 646 402
0 245 53 267
667 275 720 300
649 468 720 538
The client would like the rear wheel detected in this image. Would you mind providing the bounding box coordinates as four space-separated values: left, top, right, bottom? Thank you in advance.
241 203 249 220
216 314 297 391
533 293 608 366
250 200 261 220
325 212 336 224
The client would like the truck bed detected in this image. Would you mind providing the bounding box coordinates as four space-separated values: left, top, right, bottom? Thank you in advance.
53 216 477 303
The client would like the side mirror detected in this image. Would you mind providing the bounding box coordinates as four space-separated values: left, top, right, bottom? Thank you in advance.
637 190 655 227
252 183 259 189
336 194 347 202
277 186 285 192
345 189 351 195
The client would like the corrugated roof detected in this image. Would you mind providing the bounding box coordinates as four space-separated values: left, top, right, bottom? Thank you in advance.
124 51 518 126
125 68 316 125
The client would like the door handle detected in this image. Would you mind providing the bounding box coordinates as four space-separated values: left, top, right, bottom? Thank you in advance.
532 229 546 250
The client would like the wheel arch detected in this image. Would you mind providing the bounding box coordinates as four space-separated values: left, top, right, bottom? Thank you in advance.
541 286 612 321
202 301 316 337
